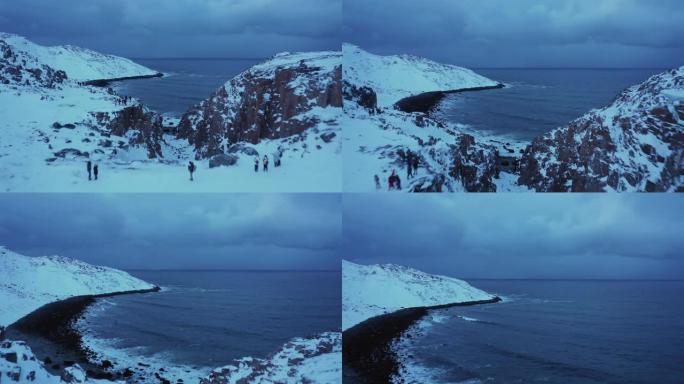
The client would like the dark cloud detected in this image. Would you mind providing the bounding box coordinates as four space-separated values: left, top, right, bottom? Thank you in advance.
0 194 341 270
0 0 341 58
343 195 684 279
343 0 684 68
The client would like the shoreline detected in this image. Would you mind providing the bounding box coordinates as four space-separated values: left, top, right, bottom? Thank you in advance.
5 286 161 381
81 72 164 87
394 83 505 114
342 296 501 383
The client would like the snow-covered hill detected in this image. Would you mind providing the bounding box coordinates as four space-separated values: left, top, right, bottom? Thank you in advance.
177 50 341 158
342 260 495 331
343 44 519 192
201 332 341 384
0 33 157 82
343 44 499 107
519 67 684 192
0 246 155 328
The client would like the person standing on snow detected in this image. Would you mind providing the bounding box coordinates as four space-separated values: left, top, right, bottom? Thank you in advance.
413 155 419 176
374 174 381 190
188 161 196 181
388 170 401 191
263 155 269 172
254 156 259 172
406 150 413 179
93 164 99 180
86 160 92 180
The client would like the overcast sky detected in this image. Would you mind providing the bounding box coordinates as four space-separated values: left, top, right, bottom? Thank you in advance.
0 194 340 270
0 0 341 58
343 195 684 279
344 0 684 68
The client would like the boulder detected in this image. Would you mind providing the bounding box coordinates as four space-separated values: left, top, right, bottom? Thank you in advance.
209 154 238 168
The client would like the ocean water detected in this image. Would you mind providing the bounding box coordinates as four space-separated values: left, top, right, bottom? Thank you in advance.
397 280 684 384
78 270 340 369
436 69 666 141
115 58 262 117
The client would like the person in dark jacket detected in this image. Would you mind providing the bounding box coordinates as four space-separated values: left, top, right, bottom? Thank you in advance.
188 161 196 181
254 157 259 172
406 150 413 179
86 160 92 180
388 170 401 191
374 174 381 190
93 164 99 180
412 155 419 176
263 155 269 172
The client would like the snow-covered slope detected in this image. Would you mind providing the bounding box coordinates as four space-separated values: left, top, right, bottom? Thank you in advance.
519 67 684 192
342 260 495 331
1 33 157 82
0 246 154 328
201 332 341 384
343 43 499 107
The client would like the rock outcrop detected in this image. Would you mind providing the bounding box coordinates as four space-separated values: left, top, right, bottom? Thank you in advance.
177 51 342 159
519 67 684 192
93 105 164 159
0 40 67 89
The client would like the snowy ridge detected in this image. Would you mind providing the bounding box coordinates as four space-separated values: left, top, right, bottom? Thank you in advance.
519 66 684 192
0 246 155 328
342 260 495 331
201 332 341 384
0 33 156 82
343 43 499 107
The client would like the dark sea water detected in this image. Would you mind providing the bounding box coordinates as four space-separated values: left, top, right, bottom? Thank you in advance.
81 270 340 368
399 280 684 384
437 69 667 140
116 59 262 116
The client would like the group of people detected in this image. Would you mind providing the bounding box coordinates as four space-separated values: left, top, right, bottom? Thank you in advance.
372 150 422 191
375 170 402 191
86 161 99 181
254 150 283 173
115 96 133 106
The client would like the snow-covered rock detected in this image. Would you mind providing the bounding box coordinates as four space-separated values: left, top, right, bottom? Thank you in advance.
201 332 341 384
0 340 120 384
342 260 495 331
519 67 684 192
0 33 157 82
0 246 155 328
343 44 499 108
177 50 342 159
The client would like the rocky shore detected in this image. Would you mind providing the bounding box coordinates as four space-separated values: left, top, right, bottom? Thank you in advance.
5 287 161 382
342 297 501 383
394 83 505 114
81 72 164 87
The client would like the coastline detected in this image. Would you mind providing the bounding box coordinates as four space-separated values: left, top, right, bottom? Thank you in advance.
81 72 164 87
394 83 505 114
342 296 501 383
5 286 161 382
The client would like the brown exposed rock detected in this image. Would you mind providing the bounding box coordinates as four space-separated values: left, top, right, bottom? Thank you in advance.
93 105 164 158
177 52 341 159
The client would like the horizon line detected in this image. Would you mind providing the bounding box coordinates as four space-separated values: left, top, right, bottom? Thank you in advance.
130 57 268 61
471 67 672 70
125 268 340 272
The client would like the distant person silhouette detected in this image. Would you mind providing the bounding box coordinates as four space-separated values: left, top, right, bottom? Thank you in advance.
86 160 92 180
263 155 269 172
188 161 196 181
93 164 99 180
254 157 259 172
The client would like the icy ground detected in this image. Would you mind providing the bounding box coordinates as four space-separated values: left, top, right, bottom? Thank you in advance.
342 260 495 331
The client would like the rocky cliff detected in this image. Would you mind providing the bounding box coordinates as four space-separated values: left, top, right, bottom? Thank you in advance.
177 51 342 159
0 39 67 89
519 67 684 192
